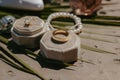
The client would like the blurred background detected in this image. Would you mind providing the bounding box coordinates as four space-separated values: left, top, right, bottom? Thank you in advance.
0 0 120 18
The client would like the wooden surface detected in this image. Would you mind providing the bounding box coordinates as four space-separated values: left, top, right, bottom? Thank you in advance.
98 0 120 16
0 0 120 80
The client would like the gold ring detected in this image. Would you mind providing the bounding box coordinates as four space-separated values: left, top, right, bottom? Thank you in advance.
52 30 69 43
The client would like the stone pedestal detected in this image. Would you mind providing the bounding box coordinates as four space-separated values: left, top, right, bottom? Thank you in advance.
11 16 48 48
40 30 80 63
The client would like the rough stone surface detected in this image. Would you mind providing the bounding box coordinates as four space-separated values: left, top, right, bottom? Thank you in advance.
11 16 47 48
40 31 80 62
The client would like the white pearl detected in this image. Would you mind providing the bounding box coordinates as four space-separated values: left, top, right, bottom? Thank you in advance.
55 13 59 18
63 13 67 17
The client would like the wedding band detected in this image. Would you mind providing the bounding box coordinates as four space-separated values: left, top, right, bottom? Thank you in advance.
52 30 69 43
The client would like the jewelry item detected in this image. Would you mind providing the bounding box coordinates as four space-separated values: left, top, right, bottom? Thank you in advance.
46 12 83 34
52 30 69 43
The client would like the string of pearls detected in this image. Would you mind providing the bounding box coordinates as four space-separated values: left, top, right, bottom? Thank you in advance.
45 12 83 34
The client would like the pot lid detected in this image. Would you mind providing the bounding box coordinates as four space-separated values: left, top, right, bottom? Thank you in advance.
13 16 44 35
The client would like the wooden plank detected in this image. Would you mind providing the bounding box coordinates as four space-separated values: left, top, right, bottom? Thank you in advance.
80 49 120 80
98 0 120 16
81 38 120 54
83 24 120 30
80 32 120 43
83 27 120 37
0 45 42 80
